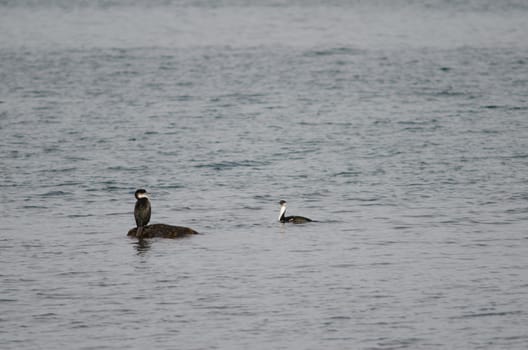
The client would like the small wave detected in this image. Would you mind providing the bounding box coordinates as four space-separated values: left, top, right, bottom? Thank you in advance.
329 263 356 269
452 310 522 319
67 214 94 218
436 90 468 97
22 204 47 209
333 171 360 177
194 160 268 170
40 190 71 197
38 167 77 173
0 298 18 302
327 315 352 320
482 105 528 111
304 47 362 57
105 165 141 172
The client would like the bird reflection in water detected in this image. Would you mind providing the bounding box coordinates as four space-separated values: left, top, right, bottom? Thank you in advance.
133 238 151 255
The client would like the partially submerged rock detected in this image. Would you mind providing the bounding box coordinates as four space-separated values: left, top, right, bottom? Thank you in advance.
128 223 199 239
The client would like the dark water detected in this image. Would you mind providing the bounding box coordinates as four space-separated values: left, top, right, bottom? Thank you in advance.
1 1 528 349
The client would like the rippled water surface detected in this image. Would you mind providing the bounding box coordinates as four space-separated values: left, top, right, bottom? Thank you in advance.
1 1 528 349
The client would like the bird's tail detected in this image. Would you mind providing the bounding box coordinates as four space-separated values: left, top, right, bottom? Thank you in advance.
136 226 144 239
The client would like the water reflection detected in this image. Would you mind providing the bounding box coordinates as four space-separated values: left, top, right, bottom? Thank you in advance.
133 238 151 255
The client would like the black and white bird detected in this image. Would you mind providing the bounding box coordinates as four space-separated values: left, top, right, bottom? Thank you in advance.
134 189 151 239
278 200 312 224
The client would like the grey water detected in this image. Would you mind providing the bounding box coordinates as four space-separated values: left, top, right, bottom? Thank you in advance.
1 0 528 349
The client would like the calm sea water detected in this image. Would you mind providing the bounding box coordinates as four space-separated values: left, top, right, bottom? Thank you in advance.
1 1 528 349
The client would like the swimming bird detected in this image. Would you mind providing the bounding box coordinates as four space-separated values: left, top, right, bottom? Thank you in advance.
134 189 151 239
278 200 312 224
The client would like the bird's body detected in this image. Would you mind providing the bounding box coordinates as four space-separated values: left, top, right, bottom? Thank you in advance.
134 189 151 239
